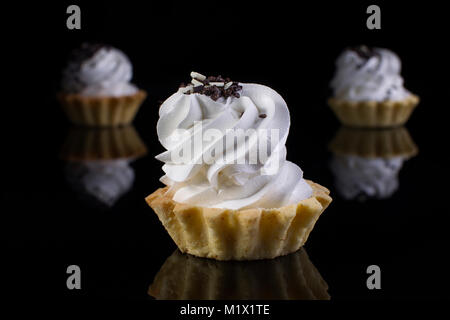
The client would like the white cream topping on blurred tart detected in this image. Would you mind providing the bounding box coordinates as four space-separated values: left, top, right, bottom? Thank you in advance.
330 45 412 102
62 43 138 97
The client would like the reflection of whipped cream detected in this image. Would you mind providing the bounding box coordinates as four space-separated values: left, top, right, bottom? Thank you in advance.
65 160 134 206
156 78 312 210
330 155 404 199
330 46 411 101
62 44 138 97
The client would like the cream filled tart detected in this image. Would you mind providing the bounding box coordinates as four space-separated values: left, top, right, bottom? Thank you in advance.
146 72 331 261
58 43 146 127
328 46 419 128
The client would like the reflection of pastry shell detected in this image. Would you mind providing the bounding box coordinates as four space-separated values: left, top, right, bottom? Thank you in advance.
146 181 331 261
58 90 147 127
329 126 418 159
149 248 329 300
60 125 147 162
328 94 419 128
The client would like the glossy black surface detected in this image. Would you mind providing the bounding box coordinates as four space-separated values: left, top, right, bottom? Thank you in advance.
2 1 449 301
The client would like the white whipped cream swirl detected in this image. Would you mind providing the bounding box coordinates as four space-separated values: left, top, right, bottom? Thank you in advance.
62 46 138 97
330 47 411 101
156 83 312 210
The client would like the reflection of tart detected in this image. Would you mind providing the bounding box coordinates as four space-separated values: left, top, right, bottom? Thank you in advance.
65 160 135 207
328 46 419 128
329 127 418 200
149 248 330 300
146 72 331 260
329 126 418 158
62 125 147 207
58 43 146 127
60 125 147 161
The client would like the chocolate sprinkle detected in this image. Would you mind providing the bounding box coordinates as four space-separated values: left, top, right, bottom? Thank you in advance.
350 45 375 59
348 45 381 70
67 43 110 70
193 85 204 93
181 74 243 101
259 114 267 118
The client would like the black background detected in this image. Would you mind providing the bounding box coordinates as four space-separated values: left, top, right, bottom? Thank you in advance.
2 0 449 306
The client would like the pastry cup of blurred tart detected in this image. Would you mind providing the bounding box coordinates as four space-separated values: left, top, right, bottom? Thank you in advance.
329 126 418 200
328 46 419 128
145 72 332 261
148 248 330 300
58 43 146 127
